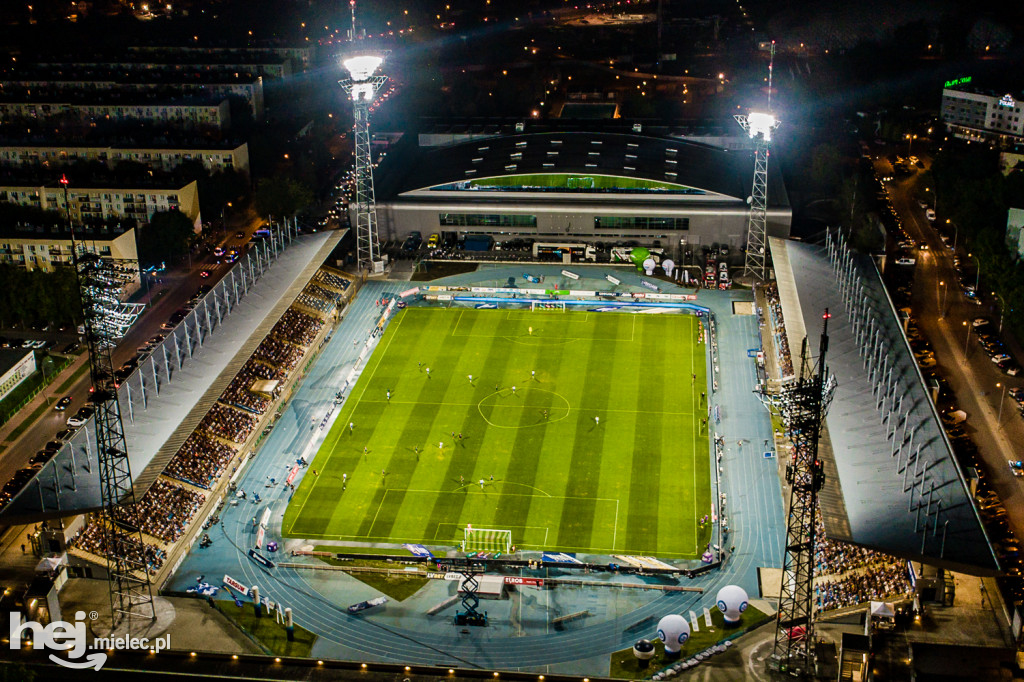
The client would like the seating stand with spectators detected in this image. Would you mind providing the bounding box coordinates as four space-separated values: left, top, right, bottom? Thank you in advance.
65 267 349 586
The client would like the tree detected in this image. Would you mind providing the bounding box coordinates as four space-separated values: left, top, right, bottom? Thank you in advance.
136 210 194 268
253 174 313 218
808 144 843 195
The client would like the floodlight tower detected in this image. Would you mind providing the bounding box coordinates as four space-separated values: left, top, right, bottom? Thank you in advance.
735 41 779 281
340 53 387 272
735 111 779 281
767 312 835 677
62 175 155 632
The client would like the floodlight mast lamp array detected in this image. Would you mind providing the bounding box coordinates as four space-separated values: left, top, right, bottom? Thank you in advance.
340 55 387 272
735 110 780 282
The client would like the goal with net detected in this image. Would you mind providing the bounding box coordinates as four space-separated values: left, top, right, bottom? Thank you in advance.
530 301 566 312
462 526 513 553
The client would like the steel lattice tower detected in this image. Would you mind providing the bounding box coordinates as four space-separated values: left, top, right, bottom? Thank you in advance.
340 55 387 272
63 176 155 631
735 113 779 281
767 311 835 677
735 41 778 282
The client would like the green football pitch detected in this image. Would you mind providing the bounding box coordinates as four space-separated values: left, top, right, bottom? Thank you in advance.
283 307 711 558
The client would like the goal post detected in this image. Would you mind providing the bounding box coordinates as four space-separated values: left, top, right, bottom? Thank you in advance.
530 301 566 312
462 527 513 553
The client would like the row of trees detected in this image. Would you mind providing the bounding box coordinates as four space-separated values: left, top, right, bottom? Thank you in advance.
929 147 1024 337
0 263 81 330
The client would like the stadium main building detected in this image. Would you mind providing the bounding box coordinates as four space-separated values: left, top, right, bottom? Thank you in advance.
372 124 791 252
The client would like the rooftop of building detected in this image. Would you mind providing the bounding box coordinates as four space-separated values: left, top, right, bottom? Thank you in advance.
34 48 288 68
0 164 195 190
0 88 228 109
418 116 744 142
0 348 33 377
770 236 999 575
0 129 247 152
377 128 787 207
0 64 264 87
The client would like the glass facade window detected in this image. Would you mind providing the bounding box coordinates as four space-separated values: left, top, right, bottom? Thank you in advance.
438 214 537 228
594 216 690 231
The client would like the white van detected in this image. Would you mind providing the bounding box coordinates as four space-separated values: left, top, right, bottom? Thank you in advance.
925 209 936 222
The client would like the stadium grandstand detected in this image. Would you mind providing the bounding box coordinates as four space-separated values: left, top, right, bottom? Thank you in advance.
768 235 999 575
0 229 346 524
371 121 791 254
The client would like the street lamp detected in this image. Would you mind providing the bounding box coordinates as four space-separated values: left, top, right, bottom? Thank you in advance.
946 219 958 252
939 280 947 318
997 382 1008 425
221 201 233 233
962 321 972 360
905 133 917 156
991 291 1007 334
968 252 980 294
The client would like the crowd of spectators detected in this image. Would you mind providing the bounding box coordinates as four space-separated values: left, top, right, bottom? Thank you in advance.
764 282 794 378
271 308 324 348
218 358 280 414
200 403 257 444
69 522 165 574
254 335 303 371
165 432 238 489
815 562 912 612
812 514 913 612
136 479 207 543
297 290 335 314
814 517 882 575
313 270 350 291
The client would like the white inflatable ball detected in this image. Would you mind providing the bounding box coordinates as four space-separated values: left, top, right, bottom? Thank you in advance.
715 584 749 624
657 614 691 654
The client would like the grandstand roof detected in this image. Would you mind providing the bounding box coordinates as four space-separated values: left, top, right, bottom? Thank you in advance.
769 237 999 575
0 231 343 523
375 131 788 208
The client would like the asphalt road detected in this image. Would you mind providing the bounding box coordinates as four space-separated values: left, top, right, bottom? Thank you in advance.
881 157 1024 546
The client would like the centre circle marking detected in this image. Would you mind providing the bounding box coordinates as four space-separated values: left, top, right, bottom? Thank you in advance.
477 388 571 428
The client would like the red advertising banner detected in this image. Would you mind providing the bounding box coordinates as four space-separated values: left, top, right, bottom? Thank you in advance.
286 465 300 485
503 576 545 587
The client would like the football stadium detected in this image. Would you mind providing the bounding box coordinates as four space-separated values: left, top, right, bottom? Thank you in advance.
145 258 788 675
284 307 711 558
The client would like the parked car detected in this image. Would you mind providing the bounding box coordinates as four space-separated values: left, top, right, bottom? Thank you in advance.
998 361 1022 376
402 231 422 251
66 407 94 428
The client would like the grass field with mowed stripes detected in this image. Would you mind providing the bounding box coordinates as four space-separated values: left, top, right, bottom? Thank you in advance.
283 307 711 558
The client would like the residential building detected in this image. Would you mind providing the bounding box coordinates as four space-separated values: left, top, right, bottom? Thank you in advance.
0 180 201 232
0 96 231 131
0 68 264 118
0 141 250 176
127 44 315 73
0 220 138 271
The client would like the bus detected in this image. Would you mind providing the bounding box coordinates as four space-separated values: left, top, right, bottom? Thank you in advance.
532 242 597 263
